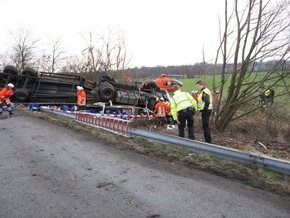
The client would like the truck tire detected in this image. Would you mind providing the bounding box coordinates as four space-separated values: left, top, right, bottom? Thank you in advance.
98 72 113 84
14 89 30 102
99 82 116 101
3 65 18 75
22 68 38 81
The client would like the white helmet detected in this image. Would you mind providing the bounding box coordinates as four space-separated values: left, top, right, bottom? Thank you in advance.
77 86 83 90
159 97 164 101
7 83 14 88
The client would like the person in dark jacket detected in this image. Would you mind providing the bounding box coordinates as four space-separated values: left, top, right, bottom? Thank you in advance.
196 80 213 143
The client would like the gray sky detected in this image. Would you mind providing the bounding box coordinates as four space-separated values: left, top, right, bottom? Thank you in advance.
0 0 224 67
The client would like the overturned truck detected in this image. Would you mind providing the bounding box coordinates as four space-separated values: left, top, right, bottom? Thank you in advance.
0 65 170 110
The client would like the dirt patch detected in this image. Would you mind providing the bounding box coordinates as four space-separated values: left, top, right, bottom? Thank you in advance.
133 116 290 161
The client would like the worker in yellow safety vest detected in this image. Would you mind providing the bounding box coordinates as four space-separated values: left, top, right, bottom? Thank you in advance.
170 85 197 139
259 84 275 109
196 80 213 143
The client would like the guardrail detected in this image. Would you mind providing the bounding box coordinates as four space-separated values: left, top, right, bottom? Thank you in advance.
129 128 290 175
39 107 290 176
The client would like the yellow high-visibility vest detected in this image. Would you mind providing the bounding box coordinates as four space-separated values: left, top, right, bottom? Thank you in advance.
170 90 197 120
197 88 213 110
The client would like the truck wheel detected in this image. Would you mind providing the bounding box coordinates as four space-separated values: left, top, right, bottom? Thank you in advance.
22 68 38 81
14 89 30 102
98 72 113 84
3 65 18 75
99 82 116 101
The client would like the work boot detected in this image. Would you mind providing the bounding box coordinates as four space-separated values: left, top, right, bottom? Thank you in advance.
9 111 14 116
0 112 2 116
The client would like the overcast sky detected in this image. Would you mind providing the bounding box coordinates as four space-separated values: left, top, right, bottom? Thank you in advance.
0 0 225 67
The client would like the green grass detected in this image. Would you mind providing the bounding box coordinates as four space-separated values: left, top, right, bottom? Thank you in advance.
177 73 290 113
180 73 289 93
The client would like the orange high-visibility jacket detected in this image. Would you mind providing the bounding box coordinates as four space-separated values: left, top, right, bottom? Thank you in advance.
154 101 167 118
77 90 86 106
0 87 14 104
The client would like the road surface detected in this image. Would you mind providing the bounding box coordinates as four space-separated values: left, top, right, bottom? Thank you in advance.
0 114 289 218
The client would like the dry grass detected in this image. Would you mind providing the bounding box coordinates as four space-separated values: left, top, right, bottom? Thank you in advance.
227 112 290 143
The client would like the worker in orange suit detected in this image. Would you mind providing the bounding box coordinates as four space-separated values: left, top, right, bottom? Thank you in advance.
0 83 15 116
76 86 86 110
155 97 167 118
154 97 167 125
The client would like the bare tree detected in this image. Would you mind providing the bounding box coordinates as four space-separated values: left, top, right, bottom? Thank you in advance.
9 27 39 71
115 34 130 71
81 31 103 78
39 37 66 73
213 0 290 132
101 28 132 80
61 55 84 74
79 27 132 80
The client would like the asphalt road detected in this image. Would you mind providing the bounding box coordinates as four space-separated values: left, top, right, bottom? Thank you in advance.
0 113 289 218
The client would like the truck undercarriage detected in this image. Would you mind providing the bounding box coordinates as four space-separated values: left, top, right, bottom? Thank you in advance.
0 66 170 112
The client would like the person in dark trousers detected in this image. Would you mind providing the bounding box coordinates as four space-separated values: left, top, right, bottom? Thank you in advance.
196 80 213 143
170 85 197 139
259 84 275 110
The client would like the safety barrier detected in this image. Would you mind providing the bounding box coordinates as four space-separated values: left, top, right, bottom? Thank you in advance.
75 112 131 138
40 107 290 175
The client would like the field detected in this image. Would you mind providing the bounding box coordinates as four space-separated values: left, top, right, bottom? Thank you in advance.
179 73 289 93
177 73 290 114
